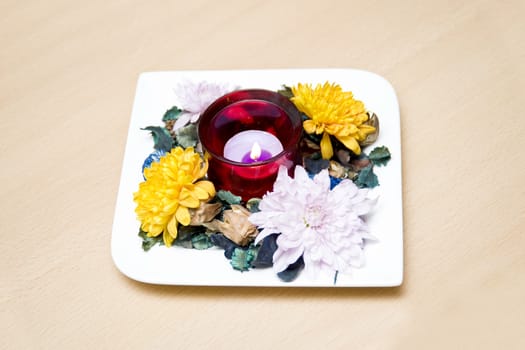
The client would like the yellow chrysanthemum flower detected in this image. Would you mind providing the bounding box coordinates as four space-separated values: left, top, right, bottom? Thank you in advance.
291 82 376 159
133 147 216 247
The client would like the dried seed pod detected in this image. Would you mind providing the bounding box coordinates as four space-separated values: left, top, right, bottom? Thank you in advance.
336 149 351 166
350 157 371 170
360 112 379 147
189 202 222 226
329 161 347 178
164 119 177 138
204 205 258 246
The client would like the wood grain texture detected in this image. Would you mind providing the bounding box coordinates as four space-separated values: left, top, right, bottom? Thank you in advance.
1 0 524 348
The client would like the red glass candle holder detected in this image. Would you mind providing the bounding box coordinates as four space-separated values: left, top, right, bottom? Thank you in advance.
198 89 303 201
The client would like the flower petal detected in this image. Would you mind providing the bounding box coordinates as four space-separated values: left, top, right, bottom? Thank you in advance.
191 184 211 200
175 206 191 226
167 215 178 240
303 120 316 134
179 187 201 208
163 229 175 247
336 135 361 155
173 113 191 131
194 180 215 198
189 112 201 123
273 246 304 273
320 132 334 159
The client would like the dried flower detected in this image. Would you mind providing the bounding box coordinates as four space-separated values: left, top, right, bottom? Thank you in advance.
205 205 258 246
172 81 234 131
189 202 222 226
291 82 376 159
133 147 216 247
249 166 376 279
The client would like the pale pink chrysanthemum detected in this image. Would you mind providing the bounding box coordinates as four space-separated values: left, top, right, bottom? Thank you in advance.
172 81 235 131
249 166 376 279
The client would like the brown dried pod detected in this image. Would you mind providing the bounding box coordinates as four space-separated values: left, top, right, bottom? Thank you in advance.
329 161 347 178
303 138 320 150
350 157 371 170
336 149 352 166
189 202 222 226
360 112 380 147
164 119 177 138
204 205 258 246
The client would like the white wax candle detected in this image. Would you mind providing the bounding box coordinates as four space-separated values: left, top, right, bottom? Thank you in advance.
223 130 283 163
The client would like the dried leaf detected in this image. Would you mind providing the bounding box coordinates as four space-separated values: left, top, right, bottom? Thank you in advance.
246 198 261 213
162 106 183 122
210 233 240 259
230 247 258 272
368 146 391 166
277 257 304 282
303 156 330 175
175 123 198 148
252 234 277 268
191 233 213 250
350 155 372 171
277 85 293 99
138 229 164 252
217 190 242 205
141 126 173 152
355 165 379 188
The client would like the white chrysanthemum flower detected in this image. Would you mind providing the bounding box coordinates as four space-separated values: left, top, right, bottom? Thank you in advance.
249 166 376 279
172 81 235 131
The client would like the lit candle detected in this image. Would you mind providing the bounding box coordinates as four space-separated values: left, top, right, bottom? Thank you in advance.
241 142 272 163
223 130 283 163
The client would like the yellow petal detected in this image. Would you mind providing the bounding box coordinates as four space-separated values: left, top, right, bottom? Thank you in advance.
178 187 201 208
179 195 200 208
175 206 191 226
167 215 178 239
359 124 376 134
195 180 216 198
192 185 211 200
320 132 334 159
303 120 316 134
337 135 361 155
163 229 175 247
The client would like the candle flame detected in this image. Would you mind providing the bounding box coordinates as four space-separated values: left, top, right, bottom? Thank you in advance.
250 142 262 160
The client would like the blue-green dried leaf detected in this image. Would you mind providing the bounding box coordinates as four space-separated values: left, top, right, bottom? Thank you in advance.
210 233 240 259
277 257 304 282
368 146 391 166
141 126 173 152
172 238 193 249
230 247 257 272
246 198 261 213
252 234 277 268
277 85 293 99
138 229 164 252
304 156 330 174
355 165 379 188
191 233 213 250
217 190 242 205
175 123 198 148
162 106 183 122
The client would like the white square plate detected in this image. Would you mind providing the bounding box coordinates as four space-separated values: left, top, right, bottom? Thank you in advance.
111 69 403 287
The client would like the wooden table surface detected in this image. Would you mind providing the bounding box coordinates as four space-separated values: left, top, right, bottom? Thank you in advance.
2 0 524 348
